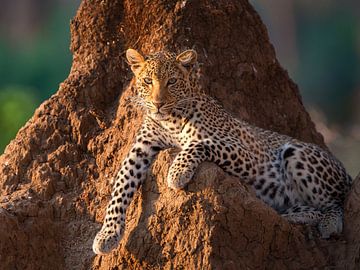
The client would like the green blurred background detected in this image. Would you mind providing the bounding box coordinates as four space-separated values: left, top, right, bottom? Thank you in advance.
0 0 79 152
0 0 359 176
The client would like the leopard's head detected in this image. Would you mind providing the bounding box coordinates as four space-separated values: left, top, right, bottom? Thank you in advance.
126 48 198 120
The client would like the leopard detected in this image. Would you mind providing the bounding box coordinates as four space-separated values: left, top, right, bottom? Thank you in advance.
92 48 352 255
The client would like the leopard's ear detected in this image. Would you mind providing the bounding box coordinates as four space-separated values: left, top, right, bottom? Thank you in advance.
176 49 197 67
126 49 145 75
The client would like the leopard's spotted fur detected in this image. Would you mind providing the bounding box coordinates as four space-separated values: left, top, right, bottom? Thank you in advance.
92 49 352 254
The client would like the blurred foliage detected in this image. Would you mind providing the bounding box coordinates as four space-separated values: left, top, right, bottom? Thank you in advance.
253 1 360 125
0 86 38 151
295 7 359 124
0 4 77 153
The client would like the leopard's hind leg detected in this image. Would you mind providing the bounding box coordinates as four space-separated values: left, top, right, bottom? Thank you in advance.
280 143 345 238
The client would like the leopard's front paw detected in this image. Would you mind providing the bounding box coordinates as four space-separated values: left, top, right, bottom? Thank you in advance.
167 168 194 190
92 225 124 255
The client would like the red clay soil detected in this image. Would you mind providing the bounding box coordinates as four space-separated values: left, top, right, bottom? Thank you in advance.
0 0 359 269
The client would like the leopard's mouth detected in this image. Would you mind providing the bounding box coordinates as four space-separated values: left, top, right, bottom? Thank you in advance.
151 111 170 121
149 105 173 120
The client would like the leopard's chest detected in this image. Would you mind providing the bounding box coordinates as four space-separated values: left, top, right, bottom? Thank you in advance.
157 114 206 148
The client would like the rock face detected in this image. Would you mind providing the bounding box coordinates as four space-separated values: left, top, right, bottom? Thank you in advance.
0 0 359 269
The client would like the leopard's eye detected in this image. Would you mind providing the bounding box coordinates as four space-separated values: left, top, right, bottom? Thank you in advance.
167 78 177 85
144 77 152 84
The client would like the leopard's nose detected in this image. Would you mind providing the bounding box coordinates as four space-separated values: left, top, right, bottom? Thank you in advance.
153 102 165 109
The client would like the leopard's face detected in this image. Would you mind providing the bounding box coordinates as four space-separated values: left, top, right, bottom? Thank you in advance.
126 49 197 120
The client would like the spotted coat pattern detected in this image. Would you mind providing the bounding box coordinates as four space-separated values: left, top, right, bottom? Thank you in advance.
92 49 352 254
